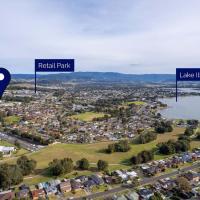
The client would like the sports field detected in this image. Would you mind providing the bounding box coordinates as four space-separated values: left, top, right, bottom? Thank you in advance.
71 112 106 121
127 101 146 105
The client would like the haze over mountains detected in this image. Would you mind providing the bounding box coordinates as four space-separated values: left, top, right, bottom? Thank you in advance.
12 72 175 83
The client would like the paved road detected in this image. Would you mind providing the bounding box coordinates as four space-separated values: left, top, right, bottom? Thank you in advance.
0 132 44 151
73 162 200 200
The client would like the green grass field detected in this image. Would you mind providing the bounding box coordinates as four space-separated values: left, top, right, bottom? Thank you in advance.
0 140 15 147
3 127 199 186
127 101 146 106
17 127 184 170
71 112 106 122
4 115 21 125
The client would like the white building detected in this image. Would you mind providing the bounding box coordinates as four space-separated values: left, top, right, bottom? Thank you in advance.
0 146 16 157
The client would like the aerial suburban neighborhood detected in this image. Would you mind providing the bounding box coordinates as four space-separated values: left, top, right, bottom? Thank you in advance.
0 76 200 200
1 1 200 199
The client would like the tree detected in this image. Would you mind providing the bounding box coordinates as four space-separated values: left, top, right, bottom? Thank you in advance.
14 140 21 149
49 159 63 176
106 140 131 153
176 177 191 192
49 158 73 176
196 132 200 140
61 158 73 174
131 150 154 165
157 140 176 155
132 177 139 187
0 152 3 160
9 165 23 186
17 156 37 176
150 192 163 200
187 120 198 128
155 121 173 133
76 158 90 170
0 164 23 189
0 164 11 189
138 132 157 144
158 139 190 155
115 140 131 152
97 160 108 171
107 144 115 154
184 127 194 136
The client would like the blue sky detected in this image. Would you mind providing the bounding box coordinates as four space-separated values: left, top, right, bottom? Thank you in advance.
0 0 200 74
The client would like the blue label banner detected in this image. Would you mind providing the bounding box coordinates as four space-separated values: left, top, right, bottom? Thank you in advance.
176 68 200 81
0 68 11 98
34 59 75 93
35 59 74 72
176 68 200 102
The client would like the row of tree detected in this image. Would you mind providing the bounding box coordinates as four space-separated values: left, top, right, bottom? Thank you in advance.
10 129 51 145
157 138 190 155
49 158 108 176
154 121 173 133
0 156 36 189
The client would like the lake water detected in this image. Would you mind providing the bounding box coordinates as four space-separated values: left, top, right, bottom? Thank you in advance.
159 94 200 120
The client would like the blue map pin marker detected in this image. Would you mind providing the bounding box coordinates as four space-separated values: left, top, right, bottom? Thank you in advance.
0 68 11 98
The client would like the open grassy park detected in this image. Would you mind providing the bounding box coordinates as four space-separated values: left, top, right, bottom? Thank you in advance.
4 115 21 125
2 127 200 185
4 127 185 170
127 101 146 106
71 112 106 122
26 127 185 170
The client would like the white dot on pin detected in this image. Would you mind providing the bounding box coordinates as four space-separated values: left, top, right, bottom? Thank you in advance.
0 73 4 81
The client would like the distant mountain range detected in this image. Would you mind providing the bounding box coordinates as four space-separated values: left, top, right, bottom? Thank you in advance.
11 72 176 83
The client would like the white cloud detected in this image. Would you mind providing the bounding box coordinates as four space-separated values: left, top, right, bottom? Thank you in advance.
0 0 200 74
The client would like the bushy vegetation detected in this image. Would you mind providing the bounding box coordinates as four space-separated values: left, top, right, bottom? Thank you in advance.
0 164 23 189
137 132 157 144
76 158 90 170
97 160 108 171
187 119 199 128
184 127 195 136
196 132 200 140
17 156 37 176
10 129 51 145
107 140 131 153
150 192 164 200
3 96 34 103
0 156 36 189
176 176 192 192
48 158 73 176
155 121 173 133
131 150 154 165
157 138 190 155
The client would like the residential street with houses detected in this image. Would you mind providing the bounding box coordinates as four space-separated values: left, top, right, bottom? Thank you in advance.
73 162 200 200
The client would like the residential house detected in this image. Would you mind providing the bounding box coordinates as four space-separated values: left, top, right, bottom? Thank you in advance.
159 178 176 190
138 188 154 200
59 180 71 193
183 171 200 185
0 146 16 157
89 175 104 185
0 191 15 200
83 180 96 188
16 189 30 199
70 180 82 191
125 192 139 200
31 189 46 200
